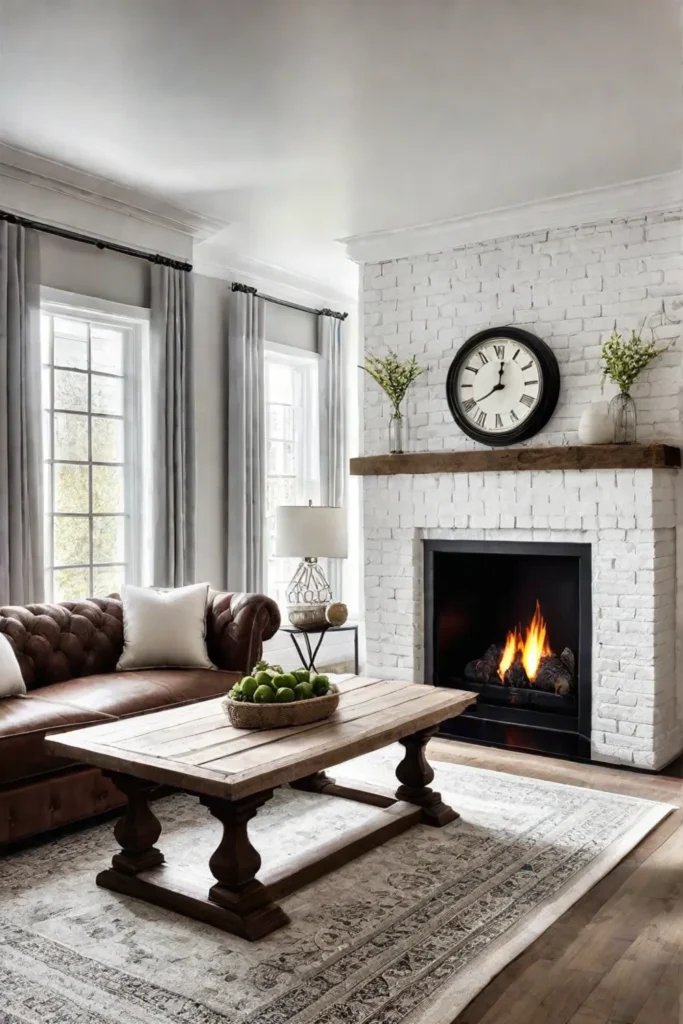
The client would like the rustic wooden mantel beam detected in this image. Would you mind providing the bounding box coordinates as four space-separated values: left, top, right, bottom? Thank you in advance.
349 444 681 477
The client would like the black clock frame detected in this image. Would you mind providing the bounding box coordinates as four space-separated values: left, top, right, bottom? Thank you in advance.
446 326 560 447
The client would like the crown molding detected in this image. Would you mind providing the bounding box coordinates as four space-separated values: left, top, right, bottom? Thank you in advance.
193 243 358 307
0 143 227 257
341 172 683 264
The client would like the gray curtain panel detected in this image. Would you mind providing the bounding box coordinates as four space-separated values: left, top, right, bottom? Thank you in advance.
318 312 346 600
0 223 43 604
227 287 266 592
150 265 195 587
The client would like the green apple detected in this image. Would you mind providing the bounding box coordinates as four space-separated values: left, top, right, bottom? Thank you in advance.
253 685 275 704
294 681 314 701
311 674 330 696
293 668 310 683
254 670 272 688
275 686 295 703
239 676 259 698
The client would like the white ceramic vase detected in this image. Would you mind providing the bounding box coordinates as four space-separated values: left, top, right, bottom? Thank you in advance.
578 403 613 444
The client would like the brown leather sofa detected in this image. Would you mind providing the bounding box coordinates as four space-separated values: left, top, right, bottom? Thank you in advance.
0 590 279 846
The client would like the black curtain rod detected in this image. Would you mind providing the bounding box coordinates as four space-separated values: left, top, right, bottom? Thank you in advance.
0 210 193 272
231 281 348 320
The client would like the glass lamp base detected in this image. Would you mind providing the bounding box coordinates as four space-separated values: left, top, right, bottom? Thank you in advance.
286 557 332 629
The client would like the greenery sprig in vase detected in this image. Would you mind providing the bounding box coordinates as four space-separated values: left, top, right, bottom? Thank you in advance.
600 329 668 443
361 350 424 453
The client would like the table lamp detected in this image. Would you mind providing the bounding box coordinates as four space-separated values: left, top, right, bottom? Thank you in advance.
275 502 348 628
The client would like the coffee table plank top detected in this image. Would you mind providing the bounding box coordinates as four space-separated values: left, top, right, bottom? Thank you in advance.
46 676 475 800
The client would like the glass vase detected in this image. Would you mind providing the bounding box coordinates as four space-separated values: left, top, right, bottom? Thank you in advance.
609 392 636 444
389 413 404 454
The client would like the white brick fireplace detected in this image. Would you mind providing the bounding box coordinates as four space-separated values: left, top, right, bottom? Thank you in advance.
353 204 683 770
362 464 681 769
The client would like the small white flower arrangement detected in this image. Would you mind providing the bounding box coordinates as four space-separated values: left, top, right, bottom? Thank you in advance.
600 329 668 394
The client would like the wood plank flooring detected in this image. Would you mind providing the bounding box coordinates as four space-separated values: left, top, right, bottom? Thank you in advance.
428 738 683 1024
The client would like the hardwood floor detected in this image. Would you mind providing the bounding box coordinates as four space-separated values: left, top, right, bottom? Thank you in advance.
428 738 683 1024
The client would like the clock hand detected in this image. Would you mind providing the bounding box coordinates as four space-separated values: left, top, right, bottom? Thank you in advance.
476 382 505 402
475 360 507 402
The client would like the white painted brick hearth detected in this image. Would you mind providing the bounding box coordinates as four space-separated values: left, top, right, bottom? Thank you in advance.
359 208 683 770
363 467 682 769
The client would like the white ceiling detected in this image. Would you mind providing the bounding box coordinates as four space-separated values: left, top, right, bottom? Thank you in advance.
0 0 680 291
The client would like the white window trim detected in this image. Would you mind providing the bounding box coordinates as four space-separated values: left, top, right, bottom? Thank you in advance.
40 287 150 325
264 342 321 607
265 341 320 503
40 289 150 600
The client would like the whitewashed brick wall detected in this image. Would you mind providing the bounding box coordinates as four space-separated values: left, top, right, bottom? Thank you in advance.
363 210 683 453
359 207 683 770
363 467 682 769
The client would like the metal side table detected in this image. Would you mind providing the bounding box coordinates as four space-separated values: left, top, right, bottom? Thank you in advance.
279 623 359 675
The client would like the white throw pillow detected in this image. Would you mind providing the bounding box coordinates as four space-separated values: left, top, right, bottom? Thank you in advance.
0 632 26 697
117 582 214 671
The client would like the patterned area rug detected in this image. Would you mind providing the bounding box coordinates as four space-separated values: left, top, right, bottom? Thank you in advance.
0 748 673 1024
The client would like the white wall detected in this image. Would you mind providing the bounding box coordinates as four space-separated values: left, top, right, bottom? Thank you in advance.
363 210 683 453
40 233 150 308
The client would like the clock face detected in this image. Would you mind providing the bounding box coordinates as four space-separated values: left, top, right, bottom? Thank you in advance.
455 338 542 434
446 327 560 446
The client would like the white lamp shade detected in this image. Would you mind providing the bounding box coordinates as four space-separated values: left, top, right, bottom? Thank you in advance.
275 505 348 559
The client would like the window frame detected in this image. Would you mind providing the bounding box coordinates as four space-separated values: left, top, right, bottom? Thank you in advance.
40 288 149 602
264 341 320 607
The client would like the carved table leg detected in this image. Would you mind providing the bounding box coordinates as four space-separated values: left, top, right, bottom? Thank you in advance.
395 727 458 827
106 772 165 875
200 790 290 940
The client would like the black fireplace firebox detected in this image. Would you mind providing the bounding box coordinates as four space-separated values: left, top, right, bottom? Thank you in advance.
424 540 592 760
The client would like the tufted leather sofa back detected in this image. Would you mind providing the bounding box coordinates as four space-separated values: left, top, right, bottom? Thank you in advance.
0 599 123 688
0 591 280 688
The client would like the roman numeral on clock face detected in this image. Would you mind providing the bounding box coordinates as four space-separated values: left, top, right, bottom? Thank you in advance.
521 361 533 371
495 413 503 428
509 408 519 422
478 351 489 365
476 410 487 427
493 344 505 359
520 394 534 408
524 380 538 387
462 398 476 413
465 365 478 374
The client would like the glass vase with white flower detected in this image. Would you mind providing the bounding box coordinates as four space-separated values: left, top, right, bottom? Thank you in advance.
600 329 668 443
361 350 424 453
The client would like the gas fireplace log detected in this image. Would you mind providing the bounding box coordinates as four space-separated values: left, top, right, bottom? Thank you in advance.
464 644 503 684
534 654 574 696
560 647 575 677
503 660 530 688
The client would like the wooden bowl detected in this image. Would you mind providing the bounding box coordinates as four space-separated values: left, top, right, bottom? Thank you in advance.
222 687 340 730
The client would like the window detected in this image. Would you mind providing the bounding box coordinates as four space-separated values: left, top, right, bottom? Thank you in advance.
265 345 320 606
41 293 148 603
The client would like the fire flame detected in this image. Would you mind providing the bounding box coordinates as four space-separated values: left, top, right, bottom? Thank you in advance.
498 601 552 683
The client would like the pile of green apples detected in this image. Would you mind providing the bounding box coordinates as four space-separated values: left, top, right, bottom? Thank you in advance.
228 659 335 704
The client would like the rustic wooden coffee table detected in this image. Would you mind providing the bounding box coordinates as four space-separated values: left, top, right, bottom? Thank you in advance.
46 676 475 940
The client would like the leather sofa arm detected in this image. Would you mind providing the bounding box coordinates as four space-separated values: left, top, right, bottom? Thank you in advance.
206 592 281 674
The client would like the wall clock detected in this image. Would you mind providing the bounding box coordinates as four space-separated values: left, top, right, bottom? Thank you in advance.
446 326 560 447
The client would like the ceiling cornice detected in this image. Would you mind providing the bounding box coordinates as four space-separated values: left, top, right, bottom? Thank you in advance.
193 243 358 306
0 143 227 248
341 172 683 265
